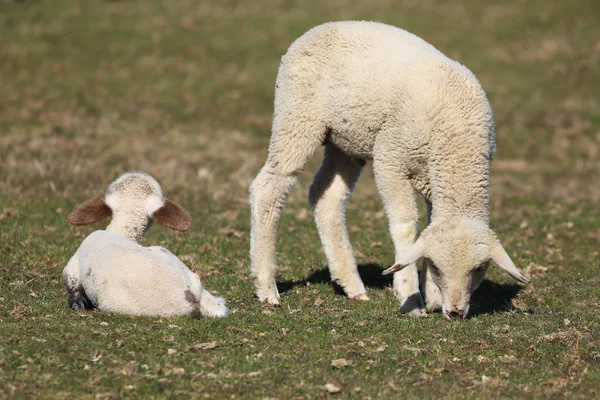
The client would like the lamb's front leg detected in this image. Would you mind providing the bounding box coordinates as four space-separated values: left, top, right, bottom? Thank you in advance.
421 259 443 311
420 200 442 311
373 160 426 316
62 253 92 310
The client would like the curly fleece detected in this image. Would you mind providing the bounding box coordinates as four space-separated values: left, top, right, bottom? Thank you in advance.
249 21 526 317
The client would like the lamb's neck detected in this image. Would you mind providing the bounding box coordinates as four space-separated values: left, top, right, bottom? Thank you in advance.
429 153 491 224
105 211 150 243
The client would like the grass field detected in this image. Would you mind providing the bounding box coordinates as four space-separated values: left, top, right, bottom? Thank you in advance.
1 0 599 398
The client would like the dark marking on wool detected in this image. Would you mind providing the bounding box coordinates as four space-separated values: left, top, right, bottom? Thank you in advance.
184 289 198 304
185 288 202 318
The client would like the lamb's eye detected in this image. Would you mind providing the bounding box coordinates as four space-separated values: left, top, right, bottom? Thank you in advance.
474 263 488 273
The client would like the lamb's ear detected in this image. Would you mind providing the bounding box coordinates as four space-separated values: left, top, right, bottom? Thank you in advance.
382 236 426 275
67 195 112 226
152 199 192 232
490 241 530 286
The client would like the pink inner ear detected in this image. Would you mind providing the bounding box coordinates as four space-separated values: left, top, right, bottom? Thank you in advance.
382 263 409 275
67 195 112 226
152 199 192 232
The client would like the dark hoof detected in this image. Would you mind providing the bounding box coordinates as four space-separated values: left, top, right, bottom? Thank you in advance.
68 295 92 310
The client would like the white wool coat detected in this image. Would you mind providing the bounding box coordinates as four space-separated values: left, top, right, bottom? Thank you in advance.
63 230 226 318
271 21 495 218
249 21 528 318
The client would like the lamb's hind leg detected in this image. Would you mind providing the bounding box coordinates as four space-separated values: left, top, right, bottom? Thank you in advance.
373 158 426 316
249 119 325 305
67 285 92 310
249 168 296 305
309 144 367 300
62 254 93 310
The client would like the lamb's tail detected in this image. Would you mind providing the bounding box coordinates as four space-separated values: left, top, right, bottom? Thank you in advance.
198 288 229 318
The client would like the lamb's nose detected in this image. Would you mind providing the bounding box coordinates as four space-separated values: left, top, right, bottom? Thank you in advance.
447 309 464 320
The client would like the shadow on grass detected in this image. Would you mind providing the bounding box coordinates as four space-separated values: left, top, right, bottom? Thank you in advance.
469 279 525 317
278 263 392 296
278 264 525 316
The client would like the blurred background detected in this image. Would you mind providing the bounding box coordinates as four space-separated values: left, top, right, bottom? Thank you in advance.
1 0 598 203
1 1 599 397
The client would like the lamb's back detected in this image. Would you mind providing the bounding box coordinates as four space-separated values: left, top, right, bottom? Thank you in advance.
277 21 485 158
78 231 196 316
282 21 451 102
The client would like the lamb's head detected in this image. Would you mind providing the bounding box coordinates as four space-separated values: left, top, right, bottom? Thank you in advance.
67 172 191 242
383 217 529 320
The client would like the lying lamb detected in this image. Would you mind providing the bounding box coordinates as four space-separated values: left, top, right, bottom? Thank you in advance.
249 21 529 319
62 172 228 318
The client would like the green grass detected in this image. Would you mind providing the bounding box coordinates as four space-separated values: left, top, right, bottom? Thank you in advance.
1 0 599 398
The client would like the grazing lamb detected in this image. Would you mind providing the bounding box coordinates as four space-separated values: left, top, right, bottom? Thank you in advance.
62 172 228 318
249 21 529 319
